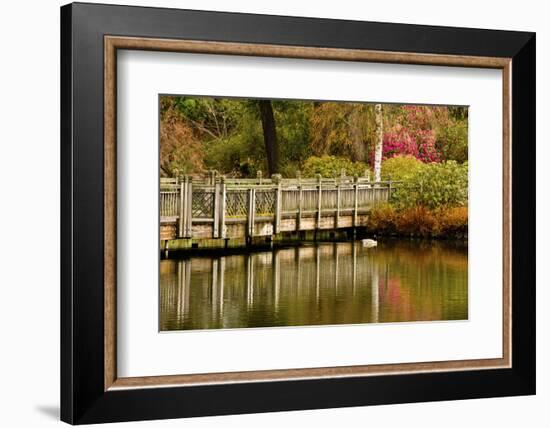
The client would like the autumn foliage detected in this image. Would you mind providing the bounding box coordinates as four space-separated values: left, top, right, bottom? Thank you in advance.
366 205 468 239
160 101 206 176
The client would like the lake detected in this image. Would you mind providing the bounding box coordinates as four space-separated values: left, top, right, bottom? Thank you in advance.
160 240 468 331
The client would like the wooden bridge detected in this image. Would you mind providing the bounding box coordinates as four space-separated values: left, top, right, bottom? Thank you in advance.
160 171 394 251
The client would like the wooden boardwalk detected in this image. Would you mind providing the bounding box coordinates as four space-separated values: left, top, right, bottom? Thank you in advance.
160 171 394 249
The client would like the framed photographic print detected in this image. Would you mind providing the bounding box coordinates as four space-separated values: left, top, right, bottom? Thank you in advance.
61 2 535 424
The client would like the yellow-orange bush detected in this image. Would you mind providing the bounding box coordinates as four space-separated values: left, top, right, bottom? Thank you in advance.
366 204 467 238
437 206 468 237
365 204 397 234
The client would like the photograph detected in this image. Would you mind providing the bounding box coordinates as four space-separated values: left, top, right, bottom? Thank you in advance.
159 96 469 331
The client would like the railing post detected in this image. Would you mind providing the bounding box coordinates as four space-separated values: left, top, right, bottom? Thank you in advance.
247 187 256 239
297 173 302 231
353 175 359 227
272 174 282 234
257 170 262 185
366 172 373 208
180 175 189 238
185 176 193 238
178 176 187 238
213 178 220 238
335 176 341 228
219 176 226 239
387 175 392 203
316 174 322 228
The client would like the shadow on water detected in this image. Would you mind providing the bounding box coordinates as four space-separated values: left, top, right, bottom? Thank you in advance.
160 239 468 331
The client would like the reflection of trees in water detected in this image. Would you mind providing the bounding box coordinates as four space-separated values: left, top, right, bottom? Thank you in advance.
160 240 468 331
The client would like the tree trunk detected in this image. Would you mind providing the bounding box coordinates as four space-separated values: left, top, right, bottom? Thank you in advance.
258 100 279 175
373 104 383 182
349 106 364 162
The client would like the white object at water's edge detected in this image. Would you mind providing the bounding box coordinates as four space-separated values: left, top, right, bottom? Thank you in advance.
361 239 378 248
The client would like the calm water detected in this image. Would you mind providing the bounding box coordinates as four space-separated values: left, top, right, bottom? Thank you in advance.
160 240 468 331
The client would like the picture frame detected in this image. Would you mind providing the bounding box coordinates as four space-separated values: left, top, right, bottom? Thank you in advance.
61 2 535 424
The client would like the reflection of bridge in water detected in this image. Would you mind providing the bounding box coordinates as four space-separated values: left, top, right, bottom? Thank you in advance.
160 172 395 252
160 241 469 331
160 242 385 331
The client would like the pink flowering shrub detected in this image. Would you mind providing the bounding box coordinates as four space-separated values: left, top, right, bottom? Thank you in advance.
373 106 443 164
382 126 418 159
375 126 441 164
414 129 441 163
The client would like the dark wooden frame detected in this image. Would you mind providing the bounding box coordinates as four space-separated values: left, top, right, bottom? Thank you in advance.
61 2 535 424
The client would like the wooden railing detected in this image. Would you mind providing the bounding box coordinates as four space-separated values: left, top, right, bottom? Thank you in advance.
160 171 395 239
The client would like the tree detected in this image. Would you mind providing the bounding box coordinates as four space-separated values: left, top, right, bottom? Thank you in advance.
159 99 205 176
258 100 279 174
349 106 365 162
373 103 383 182
308 102 375 163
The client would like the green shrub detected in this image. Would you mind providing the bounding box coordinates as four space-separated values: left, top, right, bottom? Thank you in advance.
436 119 468 163
381 155 425 181
204 130 266 177
301 156 370 178
392 161 468 209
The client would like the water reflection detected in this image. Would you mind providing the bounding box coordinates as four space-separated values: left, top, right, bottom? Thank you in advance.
160 240 468 331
